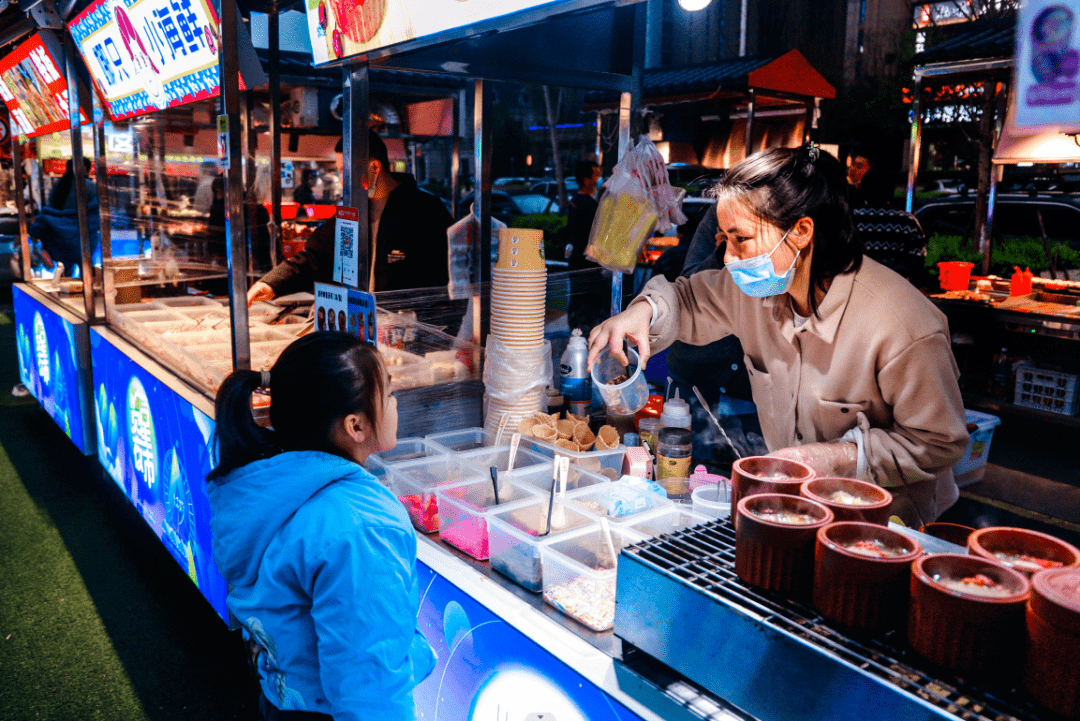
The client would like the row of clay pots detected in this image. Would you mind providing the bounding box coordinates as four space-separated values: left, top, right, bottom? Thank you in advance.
731 489 1080 718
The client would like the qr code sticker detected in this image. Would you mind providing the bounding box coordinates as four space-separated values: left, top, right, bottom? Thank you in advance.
339 223 354 259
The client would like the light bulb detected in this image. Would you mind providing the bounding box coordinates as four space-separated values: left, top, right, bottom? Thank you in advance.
678 0 712 10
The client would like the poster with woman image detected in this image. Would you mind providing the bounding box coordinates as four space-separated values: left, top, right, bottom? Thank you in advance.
1015 0 1080 130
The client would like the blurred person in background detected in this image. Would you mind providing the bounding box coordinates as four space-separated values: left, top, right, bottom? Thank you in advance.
28 158 99 275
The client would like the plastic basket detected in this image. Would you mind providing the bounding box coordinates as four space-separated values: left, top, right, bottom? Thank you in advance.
1014 362 1079 416
952 409 1001 487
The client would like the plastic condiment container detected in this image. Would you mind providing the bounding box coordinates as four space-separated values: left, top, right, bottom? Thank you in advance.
692 483 731 519
656 427 693 500
638 417 662 450
1024 567 1080 719
659 389 691 430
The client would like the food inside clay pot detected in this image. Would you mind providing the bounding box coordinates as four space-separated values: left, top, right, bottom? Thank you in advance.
828 490 873 506
750 507 817 525
993 551 1064 573
933 573 1016 598
843 539 908 558
757 471 795 481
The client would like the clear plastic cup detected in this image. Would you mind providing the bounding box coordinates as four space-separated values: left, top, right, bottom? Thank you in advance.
692 483 732 520
590 346 649 415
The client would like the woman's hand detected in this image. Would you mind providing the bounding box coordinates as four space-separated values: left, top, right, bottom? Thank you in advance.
769 441 857 478
586 301 654 371
246 281 275 307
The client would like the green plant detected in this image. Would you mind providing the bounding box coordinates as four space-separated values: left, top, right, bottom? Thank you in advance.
511 213 568 262
926 234 1080 276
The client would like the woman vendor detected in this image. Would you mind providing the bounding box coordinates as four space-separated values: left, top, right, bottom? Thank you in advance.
587 146 969 526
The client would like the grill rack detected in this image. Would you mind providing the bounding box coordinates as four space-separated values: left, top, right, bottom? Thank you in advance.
619 520 1051 721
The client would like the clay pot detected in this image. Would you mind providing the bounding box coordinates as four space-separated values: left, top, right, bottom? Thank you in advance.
908 553 1030 681
813 522 922 631
800 477 892 526
735 493 833 596
1024 568 1080 719
731 456 815 510
919 522 976 547
968 526 1080 577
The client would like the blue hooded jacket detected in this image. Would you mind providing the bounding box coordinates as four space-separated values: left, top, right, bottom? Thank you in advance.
208 451 436 719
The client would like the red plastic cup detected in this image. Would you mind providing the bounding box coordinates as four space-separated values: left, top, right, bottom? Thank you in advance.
938 261 974 291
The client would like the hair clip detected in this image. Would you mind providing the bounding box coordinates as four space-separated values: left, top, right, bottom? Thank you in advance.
805 142 820 164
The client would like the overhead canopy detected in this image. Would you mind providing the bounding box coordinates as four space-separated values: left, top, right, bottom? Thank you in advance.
912 12 1015 70
994 101 1080 165
587 49 835 110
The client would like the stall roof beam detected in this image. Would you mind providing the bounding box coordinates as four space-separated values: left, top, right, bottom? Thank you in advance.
914 57 1013 80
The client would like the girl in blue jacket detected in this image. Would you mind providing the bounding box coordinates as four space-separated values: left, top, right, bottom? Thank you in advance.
207 332 436 721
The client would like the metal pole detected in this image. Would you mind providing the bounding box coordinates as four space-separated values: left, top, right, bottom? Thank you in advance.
268 8 282 267
451 89 462 220
983 163 1000 276
93 91 111 264
906 75 923 213
343 63 369 289
65 33 95 321
595 111 603 166
617 93 632 161
244 88 257 276
744 87 756 160
12 135 30 281
220 0 250 369
473 79 491 357
739 0 748 56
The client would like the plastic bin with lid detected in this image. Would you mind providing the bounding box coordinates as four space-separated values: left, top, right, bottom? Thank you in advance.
156 296 222 309
436 475 540 560
566 480 672 522
541 524 645 632
953 409 1002 487
618 504 710 539
387 456 485 533
523 435 625 479
488 496 596 591
426 427 498 452
368 437 449 466
510 462 611 494
458 445 549 475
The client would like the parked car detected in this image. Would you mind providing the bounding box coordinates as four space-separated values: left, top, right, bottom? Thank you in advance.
913 194 1080 250
530 179 578 198
667 163 724 195
921 179 967 195
456 191 559 224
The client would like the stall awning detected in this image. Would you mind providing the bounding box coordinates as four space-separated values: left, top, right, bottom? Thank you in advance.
912 12 1015 68
587 50 834 109
994 101 1080 165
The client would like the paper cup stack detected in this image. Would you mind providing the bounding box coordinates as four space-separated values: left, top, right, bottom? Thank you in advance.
485 228 548 434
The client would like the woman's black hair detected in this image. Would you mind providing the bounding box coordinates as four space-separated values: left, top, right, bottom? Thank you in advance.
710 145 862 317
206 332 387 481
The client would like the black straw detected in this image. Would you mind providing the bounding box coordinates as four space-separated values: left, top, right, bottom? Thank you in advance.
544 474 557 536
489 466 500 506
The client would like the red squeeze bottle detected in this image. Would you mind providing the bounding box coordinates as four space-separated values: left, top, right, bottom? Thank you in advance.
1009 266 1033 297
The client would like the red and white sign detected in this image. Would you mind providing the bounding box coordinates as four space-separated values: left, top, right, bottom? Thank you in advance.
333 205 361 287
0 32 88 139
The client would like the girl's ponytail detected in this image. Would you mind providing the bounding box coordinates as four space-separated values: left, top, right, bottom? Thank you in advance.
206 369 279 481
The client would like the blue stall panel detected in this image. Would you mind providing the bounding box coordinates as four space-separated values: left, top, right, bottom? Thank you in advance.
13 284 95 454
90 329 229 622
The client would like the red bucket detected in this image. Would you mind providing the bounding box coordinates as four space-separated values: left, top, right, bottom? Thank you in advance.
938 261 974 291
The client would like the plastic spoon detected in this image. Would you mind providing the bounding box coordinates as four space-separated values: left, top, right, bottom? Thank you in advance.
692 385 742 459
493 411 512 446
599 517 618 570
507 432 521 473
552 456 570 529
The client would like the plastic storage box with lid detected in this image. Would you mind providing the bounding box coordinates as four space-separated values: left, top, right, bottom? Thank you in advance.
387 456 485 533
436 475 540 560
566 480 672 522
952 409 1001 487
623 504 710 538
367 437 449 466
487 496 596 590
1014 362 1079 416
541 524 646 631
426 427 498 452
457 445 549 475
510 463 611 494
523 435 625 478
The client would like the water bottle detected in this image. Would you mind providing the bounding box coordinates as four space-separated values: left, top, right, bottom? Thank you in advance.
560 329 592 417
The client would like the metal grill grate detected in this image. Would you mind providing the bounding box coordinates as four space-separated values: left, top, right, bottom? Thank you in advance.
622 520 1050 721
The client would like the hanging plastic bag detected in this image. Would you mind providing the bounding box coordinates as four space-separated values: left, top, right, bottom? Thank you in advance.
447 203 507 301
585 137 687 274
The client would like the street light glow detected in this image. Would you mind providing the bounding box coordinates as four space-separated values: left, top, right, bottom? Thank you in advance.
678 0 712 11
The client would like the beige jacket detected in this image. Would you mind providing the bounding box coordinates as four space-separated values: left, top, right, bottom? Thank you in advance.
636 256 969 524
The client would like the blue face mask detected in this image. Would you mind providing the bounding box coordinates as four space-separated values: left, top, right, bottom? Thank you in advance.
725 227 799 298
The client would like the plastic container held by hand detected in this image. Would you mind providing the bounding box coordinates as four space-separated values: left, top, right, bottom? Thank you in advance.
590 345 649 416
561 329 592 417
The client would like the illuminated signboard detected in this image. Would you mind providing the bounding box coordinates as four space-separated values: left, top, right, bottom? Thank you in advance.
68 0 265 122
305 0 595 64
0 32 89 139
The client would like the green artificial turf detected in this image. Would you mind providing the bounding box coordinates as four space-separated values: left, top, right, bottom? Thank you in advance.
0 310 255 720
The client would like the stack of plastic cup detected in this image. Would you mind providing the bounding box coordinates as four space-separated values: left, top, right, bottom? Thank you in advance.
485 228 548 434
